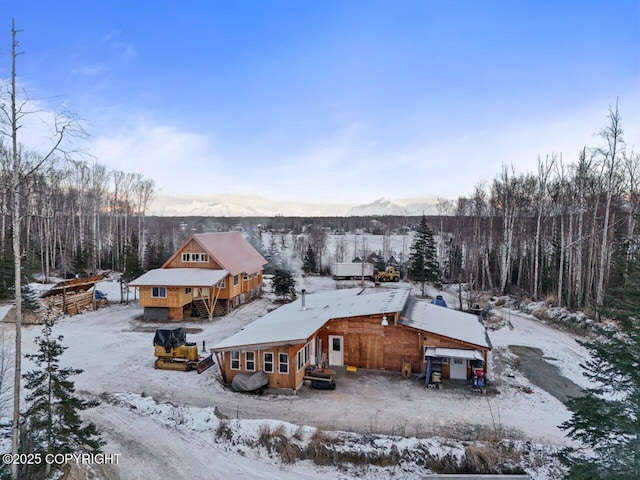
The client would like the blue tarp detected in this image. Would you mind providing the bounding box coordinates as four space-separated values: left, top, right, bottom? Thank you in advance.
431 295 447 307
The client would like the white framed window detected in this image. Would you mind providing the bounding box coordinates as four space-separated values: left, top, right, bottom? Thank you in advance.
245 351 255 371
309 340 316 365
185 287 192 294
182 253 191 262
151 287 166 298
233 274 239 286
453 358 464 365
263 352 274 373
296 343 311 371
231 350 240 370
278 353 289 374
297 350 303 371
218 279 226 288
243 273 248 281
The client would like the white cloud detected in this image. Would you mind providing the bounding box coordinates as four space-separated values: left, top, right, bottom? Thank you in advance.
73 65 108 76
87 92 640 206
91 119 225 192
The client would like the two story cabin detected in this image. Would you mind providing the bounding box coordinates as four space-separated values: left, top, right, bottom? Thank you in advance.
128 232 267 321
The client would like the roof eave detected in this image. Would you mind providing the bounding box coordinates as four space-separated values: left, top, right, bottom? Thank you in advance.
211 338 309 352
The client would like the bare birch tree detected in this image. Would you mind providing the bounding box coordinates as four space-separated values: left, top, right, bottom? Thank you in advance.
0 22 82 479
595 101 625 315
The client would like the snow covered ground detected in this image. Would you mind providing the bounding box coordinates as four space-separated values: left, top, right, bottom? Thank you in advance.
0 275 588 479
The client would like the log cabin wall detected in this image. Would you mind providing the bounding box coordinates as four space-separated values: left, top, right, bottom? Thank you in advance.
218 344 307 390
319 313 489 378
319 313 422 372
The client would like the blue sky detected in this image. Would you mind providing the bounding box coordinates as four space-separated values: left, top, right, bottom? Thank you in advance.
1 1 639 204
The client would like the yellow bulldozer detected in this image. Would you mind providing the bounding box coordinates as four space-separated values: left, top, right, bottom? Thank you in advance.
375 266 401 282
153 327 214 373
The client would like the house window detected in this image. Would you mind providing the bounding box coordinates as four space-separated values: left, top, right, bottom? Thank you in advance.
185 288 192 294
263 352 274 373
297 350 303 371
278 353 289 374
182 253 209 263
245 352 255 371
219 279 226 288
233 275 239 286
296 343 311 371
231 351 240 370
151 287 166 298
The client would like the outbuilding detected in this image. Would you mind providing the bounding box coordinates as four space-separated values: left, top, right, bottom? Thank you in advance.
212 288 492 391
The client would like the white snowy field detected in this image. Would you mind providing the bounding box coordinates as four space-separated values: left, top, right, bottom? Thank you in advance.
0 274 587 479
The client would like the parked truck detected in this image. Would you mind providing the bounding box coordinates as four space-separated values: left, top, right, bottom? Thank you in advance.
332 262 375 280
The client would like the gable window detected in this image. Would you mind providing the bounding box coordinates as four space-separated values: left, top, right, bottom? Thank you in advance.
233 275 239 286
182 253 209 263
278 353 289 374
151 287 166 298
230 351 240 370
245 352 255 371
263 352 274 373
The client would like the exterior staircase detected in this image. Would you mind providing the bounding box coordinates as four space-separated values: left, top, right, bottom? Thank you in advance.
192 298 226 318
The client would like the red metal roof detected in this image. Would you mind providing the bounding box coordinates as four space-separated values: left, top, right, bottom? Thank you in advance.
167 232 267 276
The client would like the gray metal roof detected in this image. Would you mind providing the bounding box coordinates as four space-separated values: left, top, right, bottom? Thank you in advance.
213 287 411 351
400 299 492 349
127 268 228 287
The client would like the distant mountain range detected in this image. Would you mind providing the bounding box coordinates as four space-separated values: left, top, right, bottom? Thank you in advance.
149 194 439 217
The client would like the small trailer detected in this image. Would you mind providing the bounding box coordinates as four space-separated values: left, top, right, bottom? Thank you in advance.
332 262 375 280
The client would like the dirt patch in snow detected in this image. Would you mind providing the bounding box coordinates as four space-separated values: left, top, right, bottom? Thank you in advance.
508 345 584 404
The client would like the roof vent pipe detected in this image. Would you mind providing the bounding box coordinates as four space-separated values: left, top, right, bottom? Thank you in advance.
301 289 306 310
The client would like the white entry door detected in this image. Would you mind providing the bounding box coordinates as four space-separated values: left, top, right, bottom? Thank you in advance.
450 357 467 379
328 336 344 366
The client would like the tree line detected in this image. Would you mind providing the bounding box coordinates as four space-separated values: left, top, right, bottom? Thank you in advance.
439 103 637 312
0 153 156 292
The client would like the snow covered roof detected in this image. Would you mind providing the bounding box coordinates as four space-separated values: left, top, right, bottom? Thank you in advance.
127 268 228 287
164 232 267 276
213 288 411 351
400 298 492 349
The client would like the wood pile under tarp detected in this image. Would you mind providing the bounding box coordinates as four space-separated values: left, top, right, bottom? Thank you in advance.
40 275 108 315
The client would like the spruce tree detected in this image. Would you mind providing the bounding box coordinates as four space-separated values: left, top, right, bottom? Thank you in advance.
20 315 102 478
303 244 316 274
408 215 440 297
272 268 295 301
559 263 640 479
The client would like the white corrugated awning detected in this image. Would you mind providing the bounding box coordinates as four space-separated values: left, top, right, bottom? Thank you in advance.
127 268 228 287
437 348 484 360
426 348 484 361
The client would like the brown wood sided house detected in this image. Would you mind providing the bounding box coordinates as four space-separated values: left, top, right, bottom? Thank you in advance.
128 232 267 321
211 288 492 391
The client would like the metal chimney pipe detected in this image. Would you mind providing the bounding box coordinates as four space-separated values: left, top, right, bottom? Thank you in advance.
301 289 306 310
